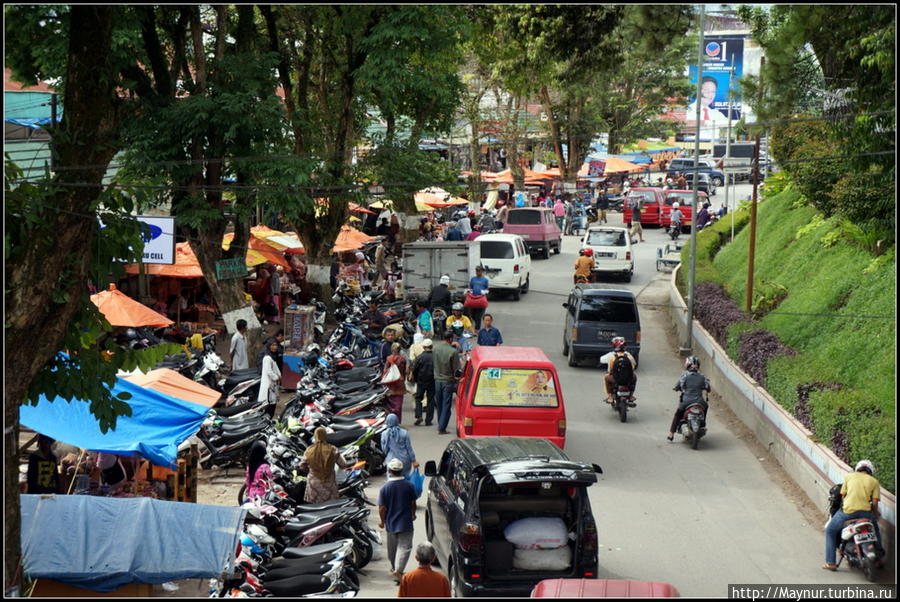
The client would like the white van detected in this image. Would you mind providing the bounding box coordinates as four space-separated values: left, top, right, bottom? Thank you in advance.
476 233 532 301
581 226 633 282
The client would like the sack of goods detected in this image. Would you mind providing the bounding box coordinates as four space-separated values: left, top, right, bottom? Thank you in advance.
504 517 572 571
512 546 572 571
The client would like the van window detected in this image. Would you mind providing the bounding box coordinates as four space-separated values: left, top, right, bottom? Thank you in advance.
586 230 626 246
578 295 637 323
664 193 695 206
506 210 541 225
626 191 655 206
480 241 514 259
473 368 559 408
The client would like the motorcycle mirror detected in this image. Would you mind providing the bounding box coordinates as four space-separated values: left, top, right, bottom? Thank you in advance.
592 463 603 474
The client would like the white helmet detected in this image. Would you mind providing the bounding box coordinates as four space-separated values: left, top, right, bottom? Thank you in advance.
672 202 679 209
855 460 875 475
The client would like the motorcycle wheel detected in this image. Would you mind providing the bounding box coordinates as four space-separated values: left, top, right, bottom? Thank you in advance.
237 484 247 505
691 429 701 450
354 534 373 569
862 555 878 582
618 401 628 423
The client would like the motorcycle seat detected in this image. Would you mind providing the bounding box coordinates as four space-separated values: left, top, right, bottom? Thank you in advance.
330 392 379 407
329 411 381 423
262 563 333 582
214 402 259 418
327 422 366 432
218 421 269 439
291 499 359 513
229 368 261 379
281 540 350 559
325 428 367 447
261 574 330 597
269 553 338 569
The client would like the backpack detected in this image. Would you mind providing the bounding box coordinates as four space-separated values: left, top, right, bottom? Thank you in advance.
611 353 634 385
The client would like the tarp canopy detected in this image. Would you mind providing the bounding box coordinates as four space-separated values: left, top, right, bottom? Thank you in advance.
123 368 221 408
333 225 375 252
222 232 291 268
251 226 305 255
21 494 245 592
124 242 204 278
19 376 209 468
602 156 646 174
90 284 173 328
349 202 376 215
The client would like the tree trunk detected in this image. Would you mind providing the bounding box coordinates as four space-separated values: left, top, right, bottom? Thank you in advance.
540 86 568 180
4 6 120 593
468 119 483 205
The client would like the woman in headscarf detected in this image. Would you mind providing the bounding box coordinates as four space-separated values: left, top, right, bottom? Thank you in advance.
299 427 351 503
244 440 272 502
382 342 408 421
380 413 418 478
257 339 281 406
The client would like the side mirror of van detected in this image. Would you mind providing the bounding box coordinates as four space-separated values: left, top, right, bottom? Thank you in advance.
424 461 438 477
592 463 603 474
562 302 569 309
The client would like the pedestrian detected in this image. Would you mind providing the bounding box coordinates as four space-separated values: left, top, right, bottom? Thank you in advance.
270 265 284 323
477 314 503 347
377 218 391 237
565 199 575 235
631 203 644 242
596 193 609 225
390 214 401 243
432 329 460 435
380 327 398 365
243 440 273 502
380 413 419 477
384 261 402 300
427 274 453 315
466 266 490 328
256 329 285 371
375 237 391 285
230 319 249 371
398 542 451 598
26 434 60 494
258 338 282 406
382 343 408 420
378 458 418 585
409 338 436 426
300 426 352 503
362 299 388 338
553 198 566 231
415 301 434 339
330 253 341 291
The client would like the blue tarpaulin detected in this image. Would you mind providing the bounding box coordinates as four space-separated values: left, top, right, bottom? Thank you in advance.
4 117 56 129
21 494 245 592
20 377 209 468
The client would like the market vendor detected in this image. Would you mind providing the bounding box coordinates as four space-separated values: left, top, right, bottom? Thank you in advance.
26 434 61 494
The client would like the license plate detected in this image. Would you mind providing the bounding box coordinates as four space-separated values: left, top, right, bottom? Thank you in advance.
598 330 616 340
854 533 877 543
597 252 615 258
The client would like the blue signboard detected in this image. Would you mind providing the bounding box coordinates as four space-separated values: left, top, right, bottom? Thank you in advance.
687 35 745 126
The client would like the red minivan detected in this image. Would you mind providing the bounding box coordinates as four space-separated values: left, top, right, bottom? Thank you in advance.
456 346 567 449
622 188 665 227
660 189 706 230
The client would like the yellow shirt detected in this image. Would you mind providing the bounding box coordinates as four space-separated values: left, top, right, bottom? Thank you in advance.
447 315 473 332
841 471 880 514
574 256 594 277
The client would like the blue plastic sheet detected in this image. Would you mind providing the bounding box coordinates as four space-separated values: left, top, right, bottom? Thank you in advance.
21 494 245 592
20 376 209 468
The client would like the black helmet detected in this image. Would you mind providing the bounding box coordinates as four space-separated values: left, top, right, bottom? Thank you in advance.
684 356 700 371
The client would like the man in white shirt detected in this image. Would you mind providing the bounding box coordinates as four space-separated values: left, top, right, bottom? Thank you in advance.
230 319 250 370
686 76 731 137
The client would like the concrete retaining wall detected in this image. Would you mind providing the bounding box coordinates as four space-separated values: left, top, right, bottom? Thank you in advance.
668 266 895 545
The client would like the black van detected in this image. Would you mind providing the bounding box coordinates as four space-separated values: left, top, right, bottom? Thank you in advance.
424 437 602 597
562 284 641 367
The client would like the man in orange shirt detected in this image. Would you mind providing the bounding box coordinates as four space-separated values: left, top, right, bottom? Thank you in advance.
398 542 451 598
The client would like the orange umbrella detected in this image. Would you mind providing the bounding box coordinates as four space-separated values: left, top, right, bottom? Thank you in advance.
123 368 221 408
124 242 204 278
333 225 375 253
222 233 291 269
349 202 376 215
603 156 645 174
91 284 174 327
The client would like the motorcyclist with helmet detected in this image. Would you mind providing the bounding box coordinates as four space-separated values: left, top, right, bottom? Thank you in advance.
458 210 475 237
446 302 476 353
604 337 637 406
823 459 885 571
669 202 684 238
667 355 710 441
574 248 595 284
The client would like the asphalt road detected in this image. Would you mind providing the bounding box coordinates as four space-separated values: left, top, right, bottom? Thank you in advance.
359 182 868 597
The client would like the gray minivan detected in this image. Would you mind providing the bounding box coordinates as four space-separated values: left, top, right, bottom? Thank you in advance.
561 284 641 367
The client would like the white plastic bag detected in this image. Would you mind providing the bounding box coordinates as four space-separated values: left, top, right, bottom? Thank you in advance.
512 546 571 571
503 517 568 550
380 363 402 385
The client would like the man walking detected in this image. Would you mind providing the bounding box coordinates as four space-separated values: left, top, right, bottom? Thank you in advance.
230 319 249 371
432 329 460 435
409 338 436 426
378 458 418 584
477 314 503 347
596 192 609 224
374 238 391 285
631 203 644 242
398 542 451 598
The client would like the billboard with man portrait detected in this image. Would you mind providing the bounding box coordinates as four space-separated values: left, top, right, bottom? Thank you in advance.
685 35 745 130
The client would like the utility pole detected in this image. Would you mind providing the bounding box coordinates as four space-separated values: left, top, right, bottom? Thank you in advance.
726 66 735 242
745 56 764 314
49 92 58 172
682 4 704 355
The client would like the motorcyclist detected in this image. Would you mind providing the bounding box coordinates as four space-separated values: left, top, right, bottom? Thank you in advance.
823 459 885 571
604 337 637 406
669 202 684 232
574 248 595 284
477 208 496 232
446 302 476 353
667 355 710 441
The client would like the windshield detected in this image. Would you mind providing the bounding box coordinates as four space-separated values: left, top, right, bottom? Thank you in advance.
586 230 626 247
664 193 695 206
625 191 655 206
474 368 559 408
578 295 637 323
480 241 514 259
506 210 541 225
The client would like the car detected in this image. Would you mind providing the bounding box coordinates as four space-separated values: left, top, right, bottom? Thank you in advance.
661 190 709 231
502 207 563 259
476 233 531 301
682 172 716 196
581 226 633 282
423 437 602 598
455 346 567 448
562 284 641 368
667 157 725 187
621 188 664 227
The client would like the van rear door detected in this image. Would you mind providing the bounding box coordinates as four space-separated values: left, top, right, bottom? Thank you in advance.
576 294 640 347
504 208 547 243
471 366 563 443
485 459 597 487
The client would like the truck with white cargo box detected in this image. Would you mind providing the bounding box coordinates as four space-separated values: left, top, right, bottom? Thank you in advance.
402 240 479 302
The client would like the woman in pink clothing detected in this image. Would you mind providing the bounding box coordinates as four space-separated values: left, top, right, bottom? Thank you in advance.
553 198 566 230
243 441 273 502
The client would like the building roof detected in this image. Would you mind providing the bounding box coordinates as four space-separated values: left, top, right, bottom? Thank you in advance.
4 68 55 93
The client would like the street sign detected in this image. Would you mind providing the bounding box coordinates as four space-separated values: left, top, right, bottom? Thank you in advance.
137 216 176 264
215 257 248 281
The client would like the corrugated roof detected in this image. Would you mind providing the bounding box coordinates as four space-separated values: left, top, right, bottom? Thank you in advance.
4 68 55 93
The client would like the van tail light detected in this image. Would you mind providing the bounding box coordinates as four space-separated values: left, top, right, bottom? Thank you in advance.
557 419 567 438
513 264 520 274
459 522 482 554
625 251 631 261
583 518 598 557
463 416 473 436
636 330 641 344
572 328 578 342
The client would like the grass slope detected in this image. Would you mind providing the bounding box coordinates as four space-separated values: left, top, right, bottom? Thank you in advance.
686 186 896 491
